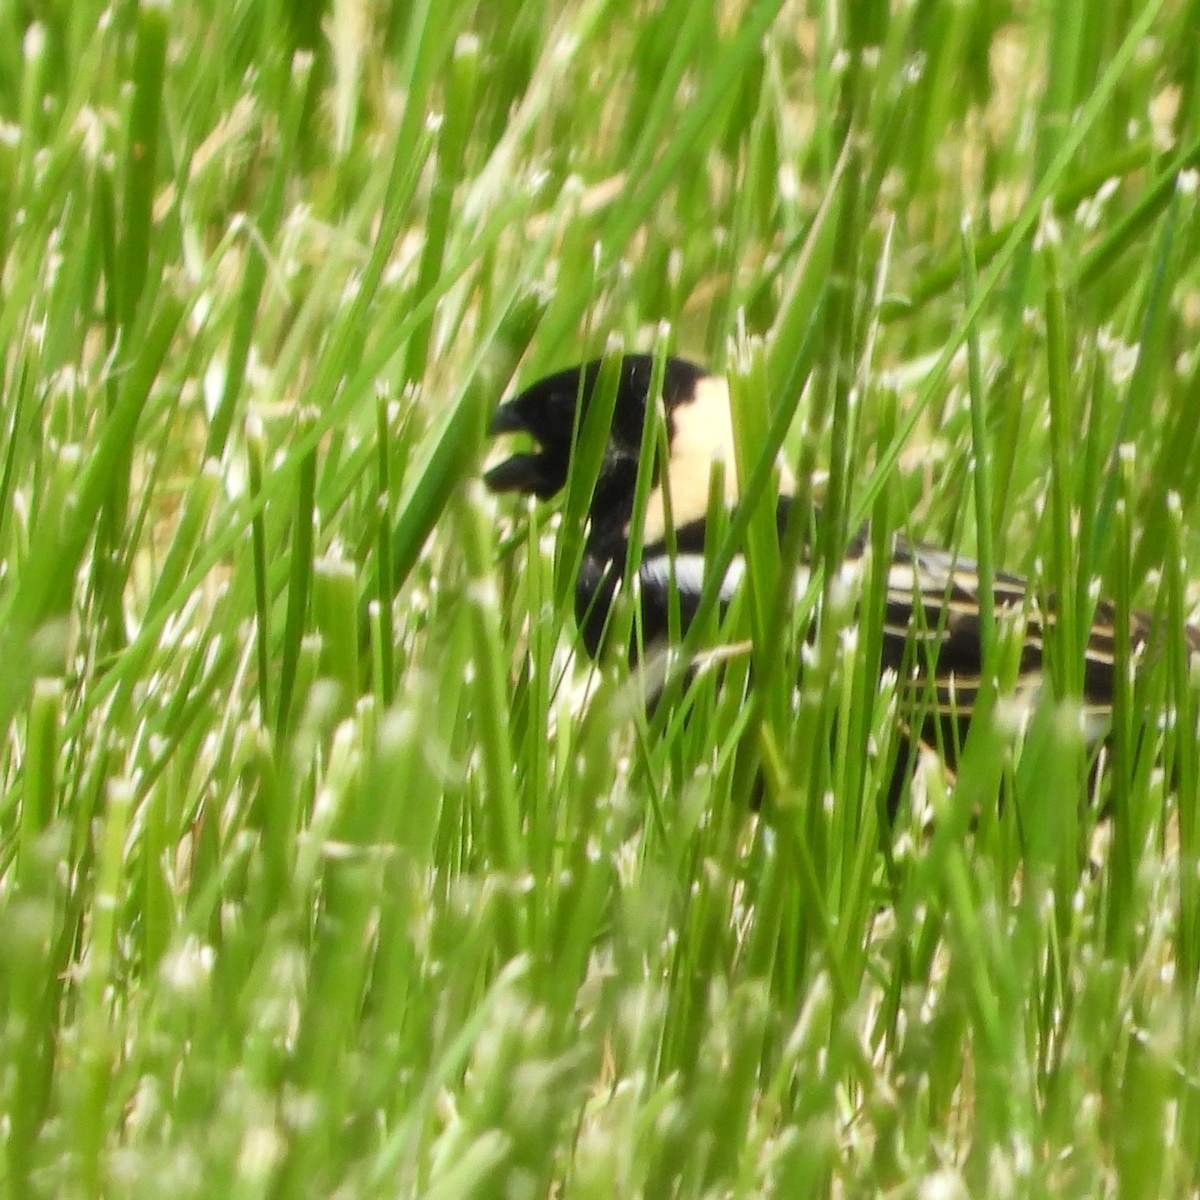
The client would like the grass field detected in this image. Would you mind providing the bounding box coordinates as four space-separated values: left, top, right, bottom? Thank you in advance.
3 0 1200 1195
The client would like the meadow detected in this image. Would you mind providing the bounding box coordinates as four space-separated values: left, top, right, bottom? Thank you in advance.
2 0 1200 1195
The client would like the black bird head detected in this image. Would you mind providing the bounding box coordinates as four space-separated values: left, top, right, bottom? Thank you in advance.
484 353 709 494
484 353 743 554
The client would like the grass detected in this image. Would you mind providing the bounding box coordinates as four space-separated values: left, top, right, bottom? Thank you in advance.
2 0 1200 1195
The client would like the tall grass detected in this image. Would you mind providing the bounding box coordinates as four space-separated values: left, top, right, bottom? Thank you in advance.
2 0 1199 1196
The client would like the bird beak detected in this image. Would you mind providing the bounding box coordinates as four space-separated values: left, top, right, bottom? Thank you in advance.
487 403 528 437
483 451 549 494
483 402 558 496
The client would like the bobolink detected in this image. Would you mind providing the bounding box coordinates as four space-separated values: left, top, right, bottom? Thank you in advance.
485 353 1199 784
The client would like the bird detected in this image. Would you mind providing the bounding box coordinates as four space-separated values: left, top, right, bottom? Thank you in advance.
484 352 1200 802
